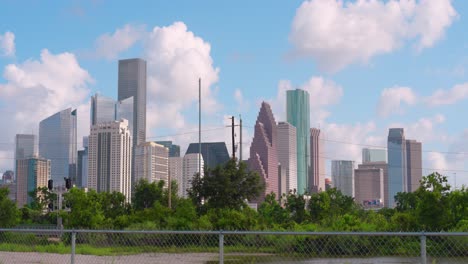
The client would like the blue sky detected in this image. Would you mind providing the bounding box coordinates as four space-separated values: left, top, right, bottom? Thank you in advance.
0 0 467 187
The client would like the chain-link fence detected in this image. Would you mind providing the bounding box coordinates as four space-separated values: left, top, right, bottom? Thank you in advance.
0 229 466 263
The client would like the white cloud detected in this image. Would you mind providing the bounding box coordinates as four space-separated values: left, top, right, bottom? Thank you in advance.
289 0 458 72
377 86 418 117
94 24 145 60
234 89 250 113
0 49 93 170
0 31 15 57
389 114 446 143
271 76 343 125
144 22 220 130
425 82 468 106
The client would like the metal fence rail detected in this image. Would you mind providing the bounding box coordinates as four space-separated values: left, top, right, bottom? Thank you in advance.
0 229 466 264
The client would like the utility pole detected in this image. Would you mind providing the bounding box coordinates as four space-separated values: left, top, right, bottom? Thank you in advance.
199 78 202 177
239 115 242 162
231 116 235 160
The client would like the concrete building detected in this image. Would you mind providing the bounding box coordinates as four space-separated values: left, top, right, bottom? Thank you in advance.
155 141 181 157
169 157 184 197
387 128 407 207
39 108 77 187
248 102 279 201
357 162 388 207
185 142 230 169
134 142 169 184
16 156 50 207
406 139 422 192
277 122 297 194
354 167 384 209
331 160 355 197
286 89 310 194
87 119 132 202
362 148 387 163
310 128 325 193
182 153 204 198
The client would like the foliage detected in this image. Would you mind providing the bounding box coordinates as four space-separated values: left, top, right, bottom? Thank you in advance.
188 159 265 212
0 187 19 227
132 179 165 210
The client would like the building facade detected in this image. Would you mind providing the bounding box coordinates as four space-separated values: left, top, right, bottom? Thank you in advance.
169 157 184 197
354 167 384 208
91 93 134 137
185 142 230 170
76 136 89 188
387 128 407 207
15 134 37 160
248 102 279 201
16 156 50 207
406 139 422 192
39 108 77 187
134 142 169 184
286 89 310 194
331 160 355 197
155 141 181 157
87 120 132 202
357 161 388 207
182 153 204 198
362 148 387 163
276 122 297 194
310 128 325 193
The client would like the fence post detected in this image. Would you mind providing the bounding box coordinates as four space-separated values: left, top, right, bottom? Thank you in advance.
71 230 76 264
420 233 426 264
219 230 224 264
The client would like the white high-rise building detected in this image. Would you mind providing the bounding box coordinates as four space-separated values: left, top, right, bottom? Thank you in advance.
331 160 355 197
134 142 169 184
169 157 183 197
182 153 204 198
87 119 132 202
310 128 325 193
277 122 297 194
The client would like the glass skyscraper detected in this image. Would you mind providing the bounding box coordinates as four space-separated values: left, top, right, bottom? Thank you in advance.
155 141 181 157
287 89 310 194
387 128 407 207
118 58 147 148
362 148 387 163
91 93 134 136
185 142 230 169
39 108 77 186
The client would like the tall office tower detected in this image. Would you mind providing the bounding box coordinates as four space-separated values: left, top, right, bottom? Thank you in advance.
357 162 388 206
354 166 384 208
155 141 181 157
287 89 310 194
406 139 422 192
134 142 169 184
76 137 89 188
310 128 325 193
362 148 387 163
91 93 134 136
16 156 50 207
15 134 36 184
169 157 183 197
39 108 77 186
331 160 355 197
118 58 147 147
88 119 132 202
277 122 297 193
387 128 407 207
182 153 204 198
185 142 230 169
248 102 279 200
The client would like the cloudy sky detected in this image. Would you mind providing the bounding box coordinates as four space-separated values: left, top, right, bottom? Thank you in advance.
0 0 467 187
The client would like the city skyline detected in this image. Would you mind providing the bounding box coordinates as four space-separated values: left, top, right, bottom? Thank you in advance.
0 1 467 188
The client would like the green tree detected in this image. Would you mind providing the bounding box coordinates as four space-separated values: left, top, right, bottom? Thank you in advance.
258 193 288 227
285 190 308 224
133 179 165 210
62 188 105 229
0 187 19 227
28 186 56 211
188 159 265 211
308 188 356 224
